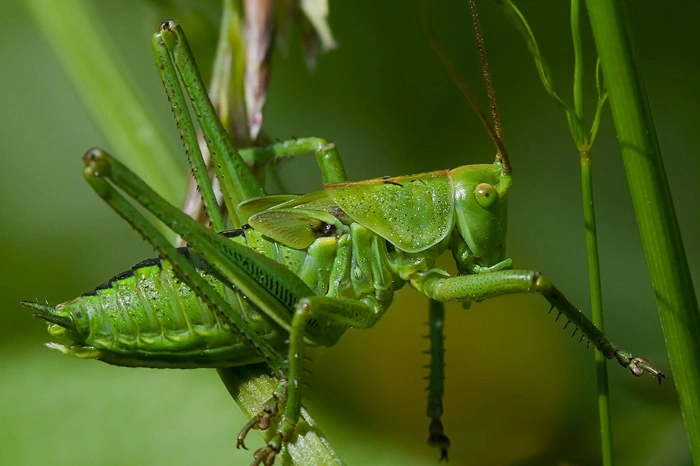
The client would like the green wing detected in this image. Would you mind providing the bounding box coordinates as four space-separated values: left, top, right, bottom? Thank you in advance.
249 209 344 249
325 170 454 253
237 194 301 221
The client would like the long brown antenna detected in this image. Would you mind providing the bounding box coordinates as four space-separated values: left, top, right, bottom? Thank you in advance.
421 0 511 173
468 0 509 168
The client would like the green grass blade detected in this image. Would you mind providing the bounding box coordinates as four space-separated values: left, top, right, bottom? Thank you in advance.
24 0 185 205
586 1 700 463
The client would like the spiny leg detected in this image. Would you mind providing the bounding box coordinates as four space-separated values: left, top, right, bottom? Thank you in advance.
83 153 318 333
154 22 348 226
85 148 307 464
418 269 665 382
155 21 263 227
82 149 287 375
252 295 382 465
155 20 292 461
152 23 226 231
426 299 450 461
85 149 369 464
135 30 356 351
153 22 354 461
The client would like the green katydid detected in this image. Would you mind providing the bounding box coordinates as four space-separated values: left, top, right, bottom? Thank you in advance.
23 10 665 466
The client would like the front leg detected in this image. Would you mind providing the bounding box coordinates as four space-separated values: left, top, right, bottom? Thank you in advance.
416 269 665 382
238 137 347 185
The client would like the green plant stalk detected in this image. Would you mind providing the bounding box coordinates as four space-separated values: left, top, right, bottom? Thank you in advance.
571 0 584 121
581 150 613 465
571 1 613 463
25 0 185 207
503 4 618 460
586 1 700 462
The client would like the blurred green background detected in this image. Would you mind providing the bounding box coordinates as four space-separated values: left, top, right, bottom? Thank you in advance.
1 1 698 465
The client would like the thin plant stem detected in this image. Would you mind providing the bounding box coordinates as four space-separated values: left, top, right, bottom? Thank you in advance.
571 1 613 463
580 149 613 466
571 0 584 120
503 1 615 461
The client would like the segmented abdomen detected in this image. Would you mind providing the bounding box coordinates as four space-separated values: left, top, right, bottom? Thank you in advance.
40 247 286 368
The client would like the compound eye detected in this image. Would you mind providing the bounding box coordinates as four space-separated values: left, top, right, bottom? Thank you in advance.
473 183 498 209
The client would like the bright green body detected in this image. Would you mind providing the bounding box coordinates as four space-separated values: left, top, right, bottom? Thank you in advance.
46 236 287 368
25 20 662 466
44 162 511 368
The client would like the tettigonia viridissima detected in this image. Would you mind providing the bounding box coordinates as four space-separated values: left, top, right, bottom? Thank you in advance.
16 1 676 464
